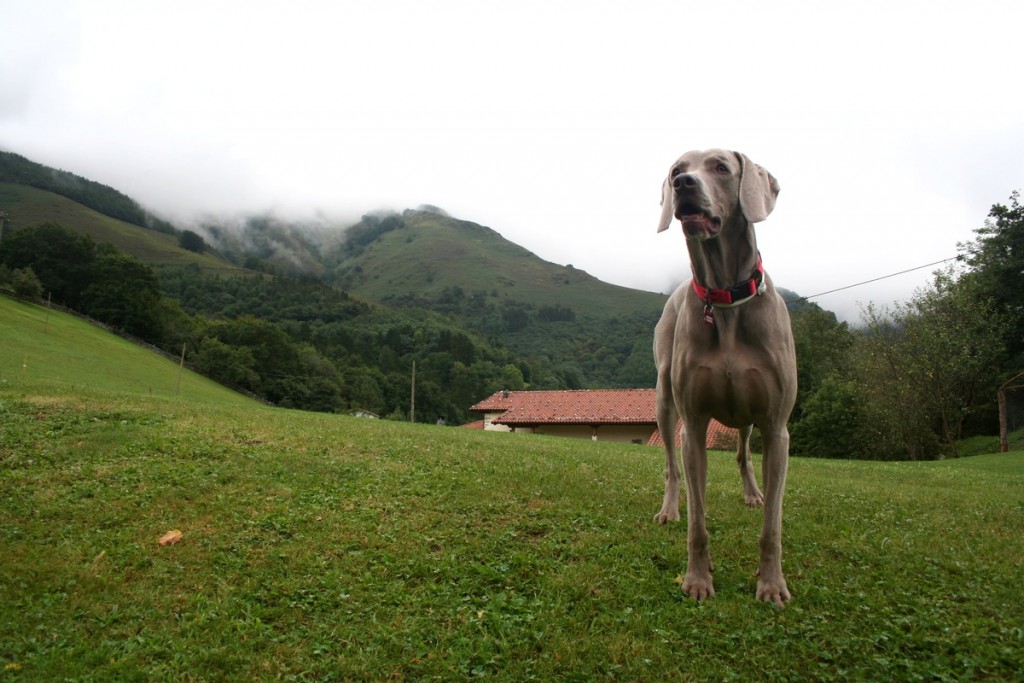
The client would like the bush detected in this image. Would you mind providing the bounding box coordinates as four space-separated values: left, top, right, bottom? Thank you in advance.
790 377 871 458
11 267 43 300
178 230 207 253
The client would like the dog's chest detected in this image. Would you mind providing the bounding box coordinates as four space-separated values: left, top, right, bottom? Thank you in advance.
673 340 779 422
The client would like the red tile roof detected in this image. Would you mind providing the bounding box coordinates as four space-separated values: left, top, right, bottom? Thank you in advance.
469 389 739 449
648 419 739 450
470 389 657 425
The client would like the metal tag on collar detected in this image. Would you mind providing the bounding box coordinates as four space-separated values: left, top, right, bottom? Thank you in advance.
757 279 767 296
703 303 715 326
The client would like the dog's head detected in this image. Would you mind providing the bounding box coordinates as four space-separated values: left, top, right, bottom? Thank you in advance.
657 149 779 238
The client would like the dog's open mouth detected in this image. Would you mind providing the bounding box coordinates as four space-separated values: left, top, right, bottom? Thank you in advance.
677 204 722 239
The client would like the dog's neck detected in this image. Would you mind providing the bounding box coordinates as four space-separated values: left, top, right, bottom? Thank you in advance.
686 220 760 292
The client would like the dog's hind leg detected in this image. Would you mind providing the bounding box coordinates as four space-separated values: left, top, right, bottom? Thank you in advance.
736 425 764 507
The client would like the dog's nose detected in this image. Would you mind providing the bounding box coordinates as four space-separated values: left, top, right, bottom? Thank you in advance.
673 173 699 191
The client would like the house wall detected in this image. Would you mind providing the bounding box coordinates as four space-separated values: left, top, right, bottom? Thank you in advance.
510 424 652 444
482 412 512 432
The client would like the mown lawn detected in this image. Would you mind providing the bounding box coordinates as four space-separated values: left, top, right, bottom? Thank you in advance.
1 295 1022 680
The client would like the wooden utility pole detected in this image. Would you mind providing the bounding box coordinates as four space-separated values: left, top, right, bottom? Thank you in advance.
998 370 1024 453
176 342 187 395
410 361 416 423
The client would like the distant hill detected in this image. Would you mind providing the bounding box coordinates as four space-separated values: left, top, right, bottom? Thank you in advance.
0 150 175 234
328 209 666 316
0 183 243 275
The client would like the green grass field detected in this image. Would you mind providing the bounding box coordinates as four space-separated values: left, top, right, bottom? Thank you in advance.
2 294 1022 681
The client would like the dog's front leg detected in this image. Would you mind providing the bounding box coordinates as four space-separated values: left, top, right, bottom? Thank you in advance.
756 425 791 606
680 422 714 600
654 387 681 523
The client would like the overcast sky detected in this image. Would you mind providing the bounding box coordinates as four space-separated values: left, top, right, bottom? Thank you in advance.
2 1 1023 321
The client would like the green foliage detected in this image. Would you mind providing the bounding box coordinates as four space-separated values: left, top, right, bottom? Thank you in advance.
790 377 872 458
788 194 1020 460
177 229 207 253
192 336 260 389
0 222 97 308
856 268 1006 458
788 303 855 423
85 247 167 339
0 223 171 340
339 211 405 257
959 190 1024 366
158 267 533 421
11 267 43 300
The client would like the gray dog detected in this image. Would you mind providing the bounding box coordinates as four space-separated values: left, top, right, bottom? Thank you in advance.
653 149 797 606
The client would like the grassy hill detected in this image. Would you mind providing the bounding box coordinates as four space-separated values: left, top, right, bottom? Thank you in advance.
1 292 1022 680
0 294 255 406
0 183 243 275
331 209 667 316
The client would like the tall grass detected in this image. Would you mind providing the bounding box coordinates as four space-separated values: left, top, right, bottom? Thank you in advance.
2 295 1022 681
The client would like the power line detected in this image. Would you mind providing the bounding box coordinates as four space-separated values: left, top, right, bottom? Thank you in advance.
784 256 963 307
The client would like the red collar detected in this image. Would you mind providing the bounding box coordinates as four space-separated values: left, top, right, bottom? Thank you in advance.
692 255 766 310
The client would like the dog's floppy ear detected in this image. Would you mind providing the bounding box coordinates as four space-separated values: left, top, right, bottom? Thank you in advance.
657 177 674 233
736 152 780 223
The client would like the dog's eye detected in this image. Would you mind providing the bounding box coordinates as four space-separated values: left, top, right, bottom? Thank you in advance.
715 163 730 174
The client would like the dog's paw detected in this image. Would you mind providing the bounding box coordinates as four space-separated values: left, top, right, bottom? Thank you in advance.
676 573 715 601
654 508 680 524
744 492 764 507
755 576 791 607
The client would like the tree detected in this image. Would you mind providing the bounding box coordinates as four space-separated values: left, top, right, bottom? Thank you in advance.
856 304 939 459
788 303 855 422
82 248 165 339
178 229 207 253
11 266 43 300
959 190 1024 366
856 267 1006 457
790 377 872 458
192 337 260 390
0 223 97 307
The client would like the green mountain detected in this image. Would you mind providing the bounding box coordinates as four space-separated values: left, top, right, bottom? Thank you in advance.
321 209 667 387
328 208 665 313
